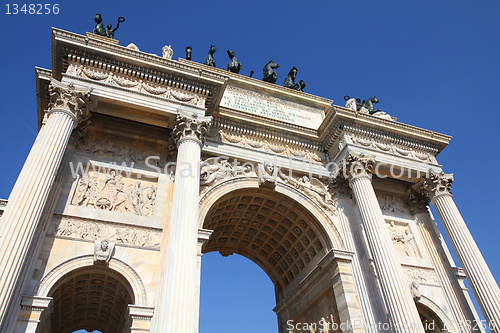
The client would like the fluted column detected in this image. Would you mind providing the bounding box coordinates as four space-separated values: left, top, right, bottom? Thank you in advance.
0 80 91 331
416 171 500 333
340 154 424 333
152 112 211 333
331 176 380 333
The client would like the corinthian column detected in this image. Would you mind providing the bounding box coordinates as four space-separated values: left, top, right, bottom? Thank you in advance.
416 171 500 333
152 112 211 333
340 154 424 333
0 80 91 331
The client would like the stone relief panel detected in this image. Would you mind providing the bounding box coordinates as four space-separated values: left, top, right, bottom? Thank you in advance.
377 194 409 214
207 129 327 163
74 136 171 168
71 170 157 217
403 265 440 286
48 215 161 250
199 157 254 194
66 63 206 108
279 174 335 215
386 221 421 258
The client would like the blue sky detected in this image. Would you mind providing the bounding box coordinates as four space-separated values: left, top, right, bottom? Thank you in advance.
1 1 499 332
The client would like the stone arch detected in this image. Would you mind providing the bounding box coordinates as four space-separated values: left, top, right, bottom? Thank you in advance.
199 177 345 250
198 177 345 296
416 296 455 333
34 255 147 306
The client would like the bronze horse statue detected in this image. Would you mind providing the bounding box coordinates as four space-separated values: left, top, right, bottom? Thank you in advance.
361 96 381 114
283 67 297 89
226 50 242 74
262 60 279 84
204 45 217 67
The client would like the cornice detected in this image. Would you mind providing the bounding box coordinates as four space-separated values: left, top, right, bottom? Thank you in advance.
320 106 451 154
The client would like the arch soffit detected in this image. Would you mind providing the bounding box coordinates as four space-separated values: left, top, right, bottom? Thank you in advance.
416 295 455 332
34 255 147 306
198 177 345 251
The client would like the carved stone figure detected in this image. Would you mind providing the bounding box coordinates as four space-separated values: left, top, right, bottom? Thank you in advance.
282 175 334 212
294 79 306 92
388 221 404 243
283 67 298 89
185 46 192 60
226 50 242 74
94 240 115 264
258 162 277 188
200 158 250 189
410 281 421 300
162 45 173 60
262 60 279 84
403 229 419 257
204 45 217 67
344 95 357 110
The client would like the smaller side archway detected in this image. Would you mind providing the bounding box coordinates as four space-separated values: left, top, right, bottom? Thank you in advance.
416 296 455 333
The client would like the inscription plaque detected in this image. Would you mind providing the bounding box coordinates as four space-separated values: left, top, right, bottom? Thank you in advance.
220 87 324 129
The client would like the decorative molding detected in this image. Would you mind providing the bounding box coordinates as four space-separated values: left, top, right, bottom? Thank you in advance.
402 265 440 285
129 305 155 320
48 215 162 250
66 63 206 108
20 296 52 312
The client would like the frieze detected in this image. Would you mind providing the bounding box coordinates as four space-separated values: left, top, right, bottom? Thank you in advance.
74 136 170 167
403 265 440 285
48 215 162 249
71 170 157 217
334 133 437 163
377 194 409 214
215 130 327 162
386 221 421 258
66 63 206 108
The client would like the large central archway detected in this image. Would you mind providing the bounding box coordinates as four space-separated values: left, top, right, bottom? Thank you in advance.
198 180 357 332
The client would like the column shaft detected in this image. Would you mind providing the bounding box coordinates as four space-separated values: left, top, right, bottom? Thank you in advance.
432 194 500 333
350 175 424 333
0 111 75 329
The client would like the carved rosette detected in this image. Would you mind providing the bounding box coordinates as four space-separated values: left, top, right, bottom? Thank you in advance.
414 170 453 203
171 112 212 147
47 80 92 127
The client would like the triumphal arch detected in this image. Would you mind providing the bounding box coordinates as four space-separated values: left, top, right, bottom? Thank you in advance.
0 28 499 333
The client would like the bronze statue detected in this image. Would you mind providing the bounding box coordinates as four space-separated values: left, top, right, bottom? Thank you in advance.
204 45 216 67
283 67 297 89
294 80 306 92
93 14 124 39
185 46 192 61
262 60 279 84
249 70 254 78
226 50 242 74
361 96 381 114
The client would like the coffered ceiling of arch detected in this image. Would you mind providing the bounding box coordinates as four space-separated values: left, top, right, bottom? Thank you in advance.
202 189 331 291
47 266 134 333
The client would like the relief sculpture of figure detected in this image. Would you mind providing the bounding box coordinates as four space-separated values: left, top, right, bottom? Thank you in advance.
258 162 277 188
94 240 115 264
282 175 334 211
204 45 217 67
403 229 419 257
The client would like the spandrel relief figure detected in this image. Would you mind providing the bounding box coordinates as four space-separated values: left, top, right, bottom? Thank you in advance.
258 162 277 188
282 175 334 212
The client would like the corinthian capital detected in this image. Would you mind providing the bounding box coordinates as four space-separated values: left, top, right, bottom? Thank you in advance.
336 153 376 183
414 170 454 202
171 112 212 146
47 80 92 126
406 187 429 215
